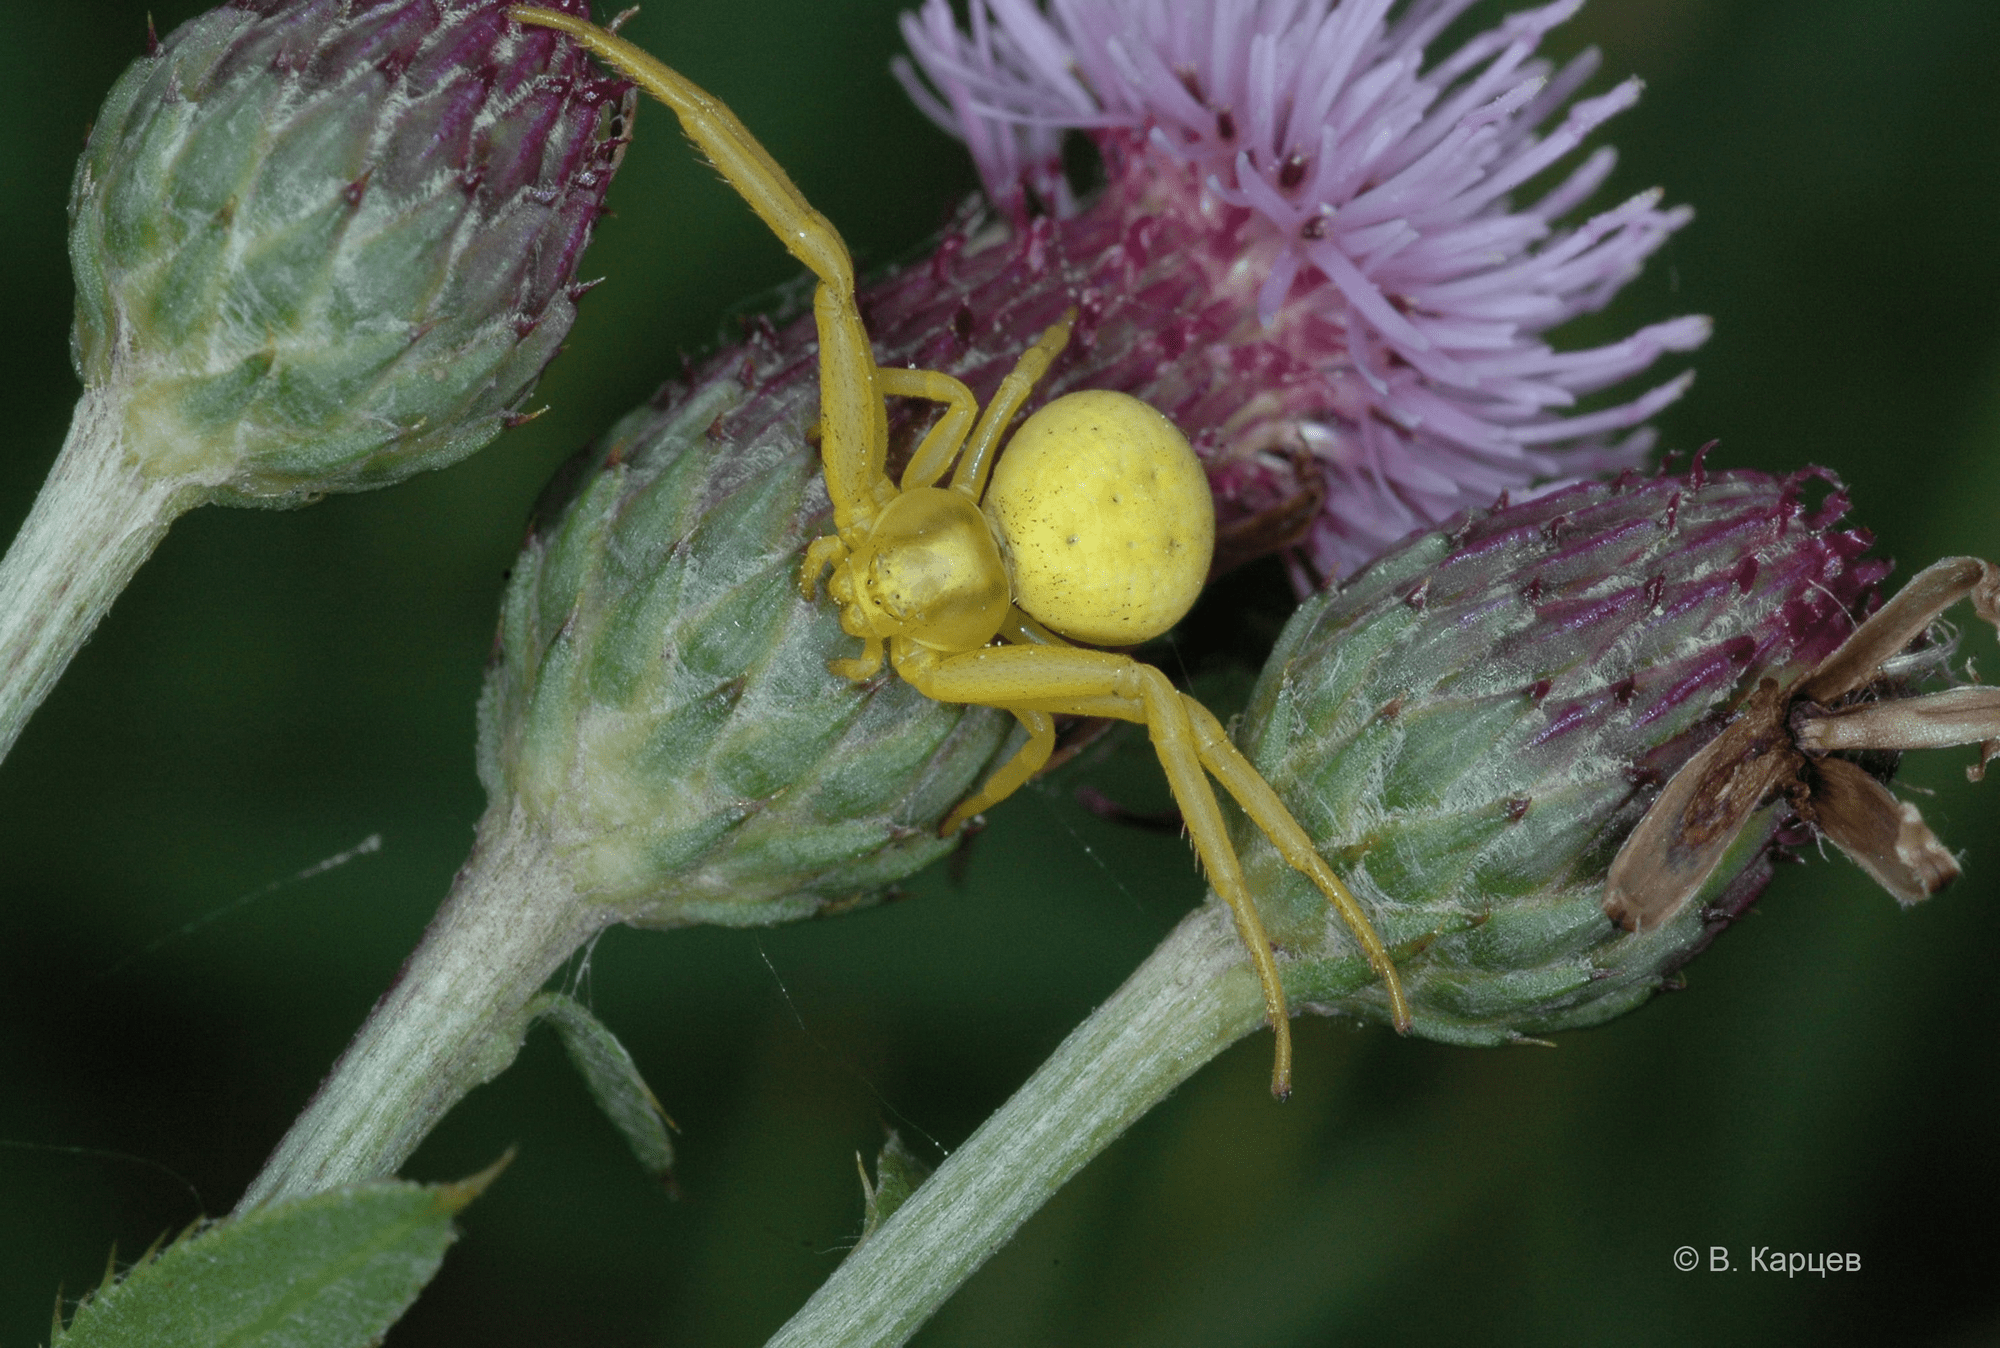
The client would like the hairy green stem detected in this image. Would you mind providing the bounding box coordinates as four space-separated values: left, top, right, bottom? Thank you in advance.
239 805 601 1210
0 386 192 765
766 901 1267 1348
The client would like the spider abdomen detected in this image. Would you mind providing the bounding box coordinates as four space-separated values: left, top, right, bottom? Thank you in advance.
984 390 1214 646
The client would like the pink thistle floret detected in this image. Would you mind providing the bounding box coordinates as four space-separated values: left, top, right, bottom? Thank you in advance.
896 0 1708 579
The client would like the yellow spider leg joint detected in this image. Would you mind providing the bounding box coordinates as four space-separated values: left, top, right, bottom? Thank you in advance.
940 707 1057 836
508 6 894 541
1180 698 1413 1033
950 310 1077 500
506 8 850 288
898 642 1404 1099
829 636 886 682
878 368 980 492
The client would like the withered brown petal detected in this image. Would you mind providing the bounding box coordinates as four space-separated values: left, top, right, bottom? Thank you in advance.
1801 557 1999 704
1605 680 1800 932
1794 686 2000 754
1971 740 2000 783
1803 757 1960 904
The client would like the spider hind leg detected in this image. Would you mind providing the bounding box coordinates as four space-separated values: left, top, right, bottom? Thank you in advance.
900 643 1317 1098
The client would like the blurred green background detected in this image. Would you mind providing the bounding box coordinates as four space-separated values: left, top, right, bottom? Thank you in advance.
4 0 1997 1343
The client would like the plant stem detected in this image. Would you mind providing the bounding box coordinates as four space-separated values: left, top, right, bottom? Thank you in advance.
238 805 600 1210
766 901 1267 1348
0 385 190 765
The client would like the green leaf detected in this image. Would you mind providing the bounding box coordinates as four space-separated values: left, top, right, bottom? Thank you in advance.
529 993 677 1187
854 1132 933 1251
50 1161 505 1347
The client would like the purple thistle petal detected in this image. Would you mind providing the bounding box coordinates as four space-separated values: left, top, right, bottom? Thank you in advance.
899 0 1705 583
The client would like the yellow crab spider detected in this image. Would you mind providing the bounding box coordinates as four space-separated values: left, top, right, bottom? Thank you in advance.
509 8 1411 1096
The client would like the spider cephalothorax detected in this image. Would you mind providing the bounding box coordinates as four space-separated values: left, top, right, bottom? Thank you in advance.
509 7 1411 1095
818 485 1015 670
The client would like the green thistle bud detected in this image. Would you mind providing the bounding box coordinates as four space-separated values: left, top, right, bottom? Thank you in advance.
1 0 631 765
477 362 1012 926
69 0 629 501
1235 465 1888 1042
245 347 1017 1206
784 468 2000 1342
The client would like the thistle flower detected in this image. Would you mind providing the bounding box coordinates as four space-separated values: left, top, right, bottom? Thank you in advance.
70 0 630 500
1231 464 1896 1036
777 468 2000 1345
896 0 1708 579
242 328 1018 1207
475 359 1013 928
0 0 629 764
1608 555 2000 928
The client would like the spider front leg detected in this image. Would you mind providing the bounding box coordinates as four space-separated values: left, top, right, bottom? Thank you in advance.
898 641 1407 1098
508 8 895 536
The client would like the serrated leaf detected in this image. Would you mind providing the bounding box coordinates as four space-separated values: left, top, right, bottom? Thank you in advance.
529 992 676 1187
51 1161 504 1348
854 1132 933 1252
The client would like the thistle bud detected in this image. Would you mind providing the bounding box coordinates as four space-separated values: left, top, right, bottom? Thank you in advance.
69 0 629 502
1233 465 1890 1042
477 358 1012 927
